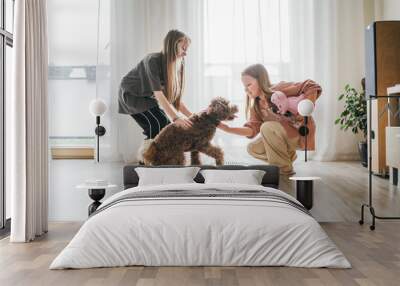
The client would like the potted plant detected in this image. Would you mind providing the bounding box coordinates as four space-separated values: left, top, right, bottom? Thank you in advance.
335 81 367 167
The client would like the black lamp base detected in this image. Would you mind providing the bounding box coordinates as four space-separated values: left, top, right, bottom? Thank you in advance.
298 116 309 162
95 125 106 136
298 126 309 136
94 116 106 162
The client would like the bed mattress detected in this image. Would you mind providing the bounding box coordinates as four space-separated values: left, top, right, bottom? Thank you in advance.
50 183 350 269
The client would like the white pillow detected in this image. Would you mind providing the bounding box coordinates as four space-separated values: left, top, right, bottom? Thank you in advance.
136 167 200 186
200 169 266 185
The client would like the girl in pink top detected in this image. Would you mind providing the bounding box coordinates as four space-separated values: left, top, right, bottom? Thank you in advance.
219 64 322 175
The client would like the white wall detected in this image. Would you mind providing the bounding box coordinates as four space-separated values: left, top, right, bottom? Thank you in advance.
382 0 400 20
369 0 400 21
48 161 124 221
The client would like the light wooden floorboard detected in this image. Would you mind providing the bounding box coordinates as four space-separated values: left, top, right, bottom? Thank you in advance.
1 161 400 286
280 161 400 222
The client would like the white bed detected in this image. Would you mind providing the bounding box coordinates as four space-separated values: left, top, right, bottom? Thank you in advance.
50 183 350 269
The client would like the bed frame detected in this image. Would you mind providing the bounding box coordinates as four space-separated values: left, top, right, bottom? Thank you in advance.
123 165 280 189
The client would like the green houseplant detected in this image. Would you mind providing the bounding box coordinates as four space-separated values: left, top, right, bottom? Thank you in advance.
335 82 367 166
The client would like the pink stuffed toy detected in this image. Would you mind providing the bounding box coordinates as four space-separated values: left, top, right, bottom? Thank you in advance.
271 91 306 115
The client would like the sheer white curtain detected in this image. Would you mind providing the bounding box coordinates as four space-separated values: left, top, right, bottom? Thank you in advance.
9 0 48 242
312 0 365 161
107 0 366 162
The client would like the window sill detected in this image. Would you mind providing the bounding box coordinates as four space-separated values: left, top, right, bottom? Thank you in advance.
51 147 94 160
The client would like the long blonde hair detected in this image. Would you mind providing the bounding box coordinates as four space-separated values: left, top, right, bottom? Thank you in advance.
162 29 191 110
242 64 274 120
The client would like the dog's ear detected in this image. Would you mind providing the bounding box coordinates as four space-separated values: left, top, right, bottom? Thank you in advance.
209 97 229 114
226 104 239 120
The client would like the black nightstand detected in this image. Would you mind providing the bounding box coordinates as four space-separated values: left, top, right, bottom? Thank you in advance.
76 183 117 216
289 177 321 210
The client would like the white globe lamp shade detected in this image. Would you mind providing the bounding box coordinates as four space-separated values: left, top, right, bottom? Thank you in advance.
89 99 107 116
298 99 314 116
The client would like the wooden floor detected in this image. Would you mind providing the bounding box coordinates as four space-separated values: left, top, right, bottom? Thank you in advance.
283 161 400 222
1 161 400 286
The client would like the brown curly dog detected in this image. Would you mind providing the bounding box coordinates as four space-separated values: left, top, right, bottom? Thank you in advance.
143 97 238 166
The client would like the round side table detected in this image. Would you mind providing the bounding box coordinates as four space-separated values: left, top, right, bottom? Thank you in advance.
289 177 321 210
76 183 117 216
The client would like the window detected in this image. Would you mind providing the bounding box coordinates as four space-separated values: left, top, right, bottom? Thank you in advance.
204 0 289 65
47 0 99 159
1 0 14 235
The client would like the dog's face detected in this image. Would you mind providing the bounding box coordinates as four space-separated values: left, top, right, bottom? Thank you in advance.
208 97 238 121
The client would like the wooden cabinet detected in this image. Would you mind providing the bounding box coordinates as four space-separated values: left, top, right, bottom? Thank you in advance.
365 21 400 175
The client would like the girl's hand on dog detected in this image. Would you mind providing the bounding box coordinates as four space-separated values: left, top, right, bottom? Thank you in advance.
175 117 193 129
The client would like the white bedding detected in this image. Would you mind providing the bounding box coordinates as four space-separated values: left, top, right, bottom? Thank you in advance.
50 183 350 269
